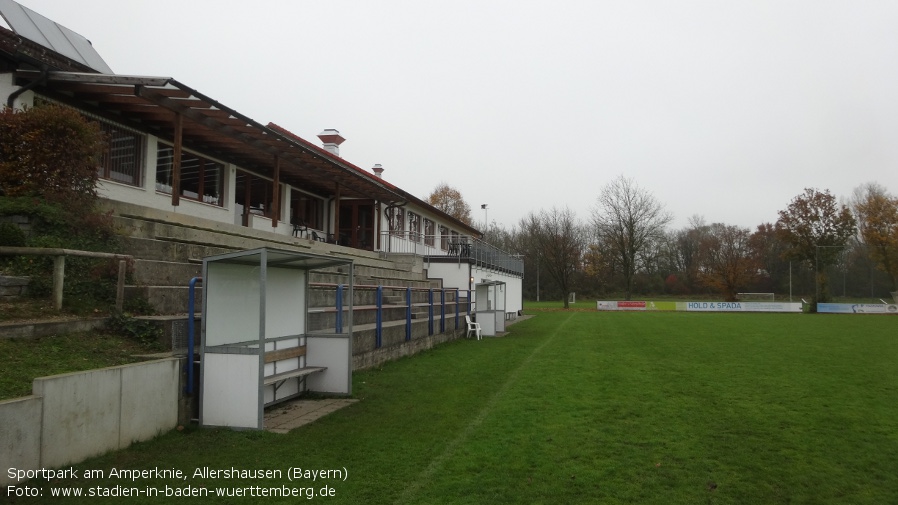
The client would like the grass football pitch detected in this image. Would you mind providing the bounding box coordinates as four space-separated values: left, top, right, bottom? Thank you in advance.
10 310 898 504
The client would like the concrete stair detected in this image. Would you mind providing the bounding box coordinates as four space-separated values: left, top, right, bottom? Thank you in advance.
104 200 467 366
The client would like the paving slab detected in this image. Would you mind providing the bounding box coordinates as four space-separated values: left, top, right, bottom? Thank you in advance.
264 399 358 434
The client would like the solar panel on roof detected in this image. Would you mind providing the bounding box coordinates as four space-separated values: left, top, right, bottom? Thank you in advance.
0 0 113 73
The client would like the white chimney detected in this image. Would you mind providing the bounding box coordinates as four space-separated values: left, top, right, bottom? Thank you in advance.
317 129 345 157
372 163 384 178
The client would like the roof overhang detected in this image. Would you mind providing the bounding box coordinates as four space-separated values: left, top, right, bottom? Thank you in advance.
13 69 405 203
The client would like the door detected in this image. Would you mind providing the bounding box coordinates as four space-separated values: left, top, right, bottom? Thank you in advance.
339 200 375 250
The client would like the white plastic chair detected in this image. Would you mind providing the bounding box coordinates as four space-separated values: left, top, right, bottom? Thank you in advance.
465 315 482 340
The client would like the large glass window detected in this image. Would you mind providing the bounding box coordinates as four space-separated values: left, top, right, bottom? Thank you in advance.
156 144 224 206
98 122 144 187
290 189 324 230
424 218 435 246
234 170 274 223
408 212 421 242
439 225 449 251
33 97 145 188
387 207 405 236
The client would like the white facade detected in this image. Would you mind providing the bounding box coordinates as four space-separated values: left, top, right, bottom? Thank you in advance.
428 261 524 316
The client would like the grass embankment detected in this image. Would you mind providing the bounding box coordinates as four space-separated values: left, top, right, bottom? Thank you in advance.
0 331 160 400
8 311 898 504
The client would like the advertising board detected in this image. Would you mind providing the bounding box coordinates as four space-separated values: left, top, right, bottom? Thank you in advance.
817 303 898 314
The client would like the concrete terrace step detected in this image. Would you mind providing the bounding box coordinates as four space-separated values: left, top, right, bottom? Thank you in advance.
117 218 428 284
105 201 449 316
124 286 202 315
118 236 234 263
131 259 202 286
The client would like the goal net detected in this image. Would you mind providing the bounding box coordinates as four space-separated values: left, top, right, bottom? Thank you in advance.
737 292 775 301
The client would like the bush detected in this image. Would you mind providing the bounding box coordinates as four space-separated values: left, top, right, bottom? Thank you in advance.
104 312 164 350
0 221 25 246
0 104 105 210
0 198 124 314
0 105 123 315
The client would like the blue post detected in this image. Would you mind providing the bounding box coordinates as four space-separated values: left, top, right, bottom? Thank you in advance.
440 289 445 333
186 276 201 395
336 284 344 334
375 286 383 348
455 288 460 330
406 287 412 341
428 288 434 336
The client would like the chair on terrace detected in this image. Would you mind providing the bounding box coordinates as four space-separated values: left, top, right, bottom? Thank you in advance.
292 220 308 238
465 315 481 340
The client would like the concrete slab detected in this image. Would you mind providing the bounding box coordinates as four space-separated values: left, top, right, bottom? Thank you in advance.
264 399 358 434
120 358 180 446
0 396 42 486
34 366 122 468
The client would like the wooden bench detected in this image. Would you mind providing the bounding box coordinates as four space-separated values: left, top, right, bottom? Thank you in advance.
262 345 326 391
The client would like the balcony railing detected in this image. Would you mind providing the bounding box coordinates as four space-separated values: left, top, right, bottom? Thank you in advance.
379 232 524 276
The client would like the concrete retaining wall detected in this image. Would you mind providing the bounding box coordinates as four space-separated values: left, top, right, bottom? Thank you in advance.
0 396 42 485
1 318 106 340
0 358 180 485
353 328 466 370
0 275 29 298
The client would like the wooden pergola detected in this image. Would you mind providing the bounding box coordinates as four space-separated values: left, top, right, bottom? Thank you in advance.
13 69 405 231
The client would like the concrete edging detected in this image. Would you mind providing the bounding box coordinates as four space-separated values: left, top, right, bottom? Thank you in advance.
0 318 106 339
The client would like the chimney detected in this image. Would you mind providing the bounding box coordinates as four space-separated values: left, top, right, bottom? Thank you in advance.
372 163 384 178
317 129 345 157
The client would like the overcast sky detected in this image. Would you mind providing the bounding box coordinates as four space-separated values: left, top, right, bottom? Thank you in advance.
8 0 898 230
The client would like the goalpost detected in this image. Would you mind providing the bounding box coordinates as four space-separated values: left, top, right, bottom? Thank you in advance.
737 292 775 301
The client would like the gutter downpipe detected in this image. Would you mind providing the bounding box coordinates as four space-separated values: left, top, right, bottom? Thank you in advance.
7 66 49 109
186 276 202 395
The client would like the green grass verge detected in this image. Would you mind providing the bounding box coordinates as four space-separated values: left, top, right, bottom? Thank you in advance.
8 312 898 504
0 331 160 400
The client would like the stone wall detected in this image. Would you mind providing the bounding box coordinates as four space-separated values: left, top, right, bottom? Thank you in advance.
0 275 29 298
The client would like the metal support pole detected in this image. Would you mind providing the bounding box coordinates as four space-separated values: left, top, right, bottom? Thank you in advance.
375 286 383 348
406 287 412 341
428 288 434 336
440 289 445 333
186 276 202 395
455 288 460 330
336 284 344 333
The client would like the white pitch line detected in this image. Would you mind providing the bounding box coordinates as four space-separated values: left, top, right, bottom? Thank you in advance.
393 313 572 505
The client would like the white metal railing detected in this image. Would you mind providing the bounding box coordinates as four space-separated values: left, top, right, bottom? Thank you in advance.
379 232 524 276
381 232 442 256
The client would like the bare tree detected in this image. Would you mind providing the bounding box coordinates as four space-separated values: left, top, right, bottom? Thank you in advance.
672 215 709 293
851 182 898 290
427 182 473 225
591 176 672 300
525 207 586 308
